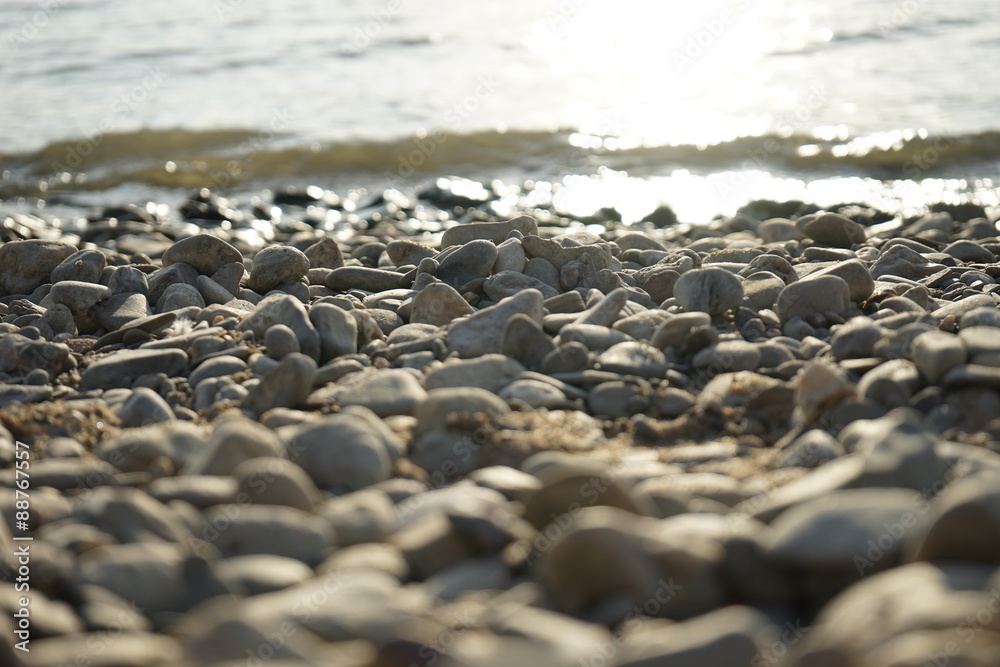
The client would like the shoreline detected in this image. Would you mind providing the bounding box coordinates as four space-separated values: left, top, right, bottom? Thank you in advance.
2 179 1000 665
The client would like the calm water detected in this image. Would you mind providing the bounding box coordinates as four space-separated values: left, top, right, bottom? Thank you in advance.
2 0 999 220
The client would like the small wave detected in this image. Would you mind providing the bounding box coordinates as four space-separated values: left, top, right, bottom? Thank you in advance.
2 127 1000 197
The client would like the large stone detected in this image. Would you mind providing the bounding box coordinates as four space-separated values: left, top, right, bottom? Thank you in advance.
185 417 286 476
247 245 310 294
799 212 866 248
47 280 111 315
50 248 107 283
764 488 925 574
447 289 544 357
439 215 538 249
437 239 498 288
673 268 744 317
776 275 851 324
201 504 333 565
287 413 398 491
424 354 526 394
327 368 427 417
0 239 76 295
308 302 358 361
80 349 188 389
161 234 243 275
907 471 1000 563
410 282 475 326
801 259 874 302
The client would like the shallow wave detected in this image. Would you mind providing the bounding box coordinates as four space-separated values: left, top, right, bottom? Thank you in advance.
2 127 1000 197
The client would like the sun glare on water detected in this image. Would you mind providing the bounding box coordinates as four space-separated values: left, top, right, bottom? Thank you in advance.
525 0 826 149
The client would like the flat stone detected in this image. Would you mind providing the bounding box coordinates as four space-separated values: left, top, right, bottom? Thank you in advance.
161 234 243 275
439 215 538 249
325 266 403 292
447 289 544 358
483 270 559 301
80 349 188 389
673 268 744 317
521 235 613 271
800 212 867 248
497 378 565 408
247 245 310 294
148 475 240 508
692 340 762 372
425 354 526 393
943 364 1000 389
596 342 669 378
437 239 498 288
47 280 112 315
188 355 248 387
776 275 851 324
0 239 76 295
218 554 314 596
932 293 997 319
328 368 427 416
617 606 775 667
410 282 475 326
759 217 805 243
201 504 333 565
942 239 996 263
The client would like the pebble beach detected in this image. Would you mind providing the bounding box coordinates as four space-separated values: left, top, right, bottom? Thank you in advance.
3 180 1000 666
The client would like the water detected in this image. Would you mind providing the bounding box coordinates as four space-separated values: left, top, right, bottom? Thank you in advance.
2 0 999 221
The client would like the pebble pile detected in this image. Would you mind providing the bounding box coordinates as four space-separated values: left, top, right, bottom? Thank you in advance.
2 183 1000 667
